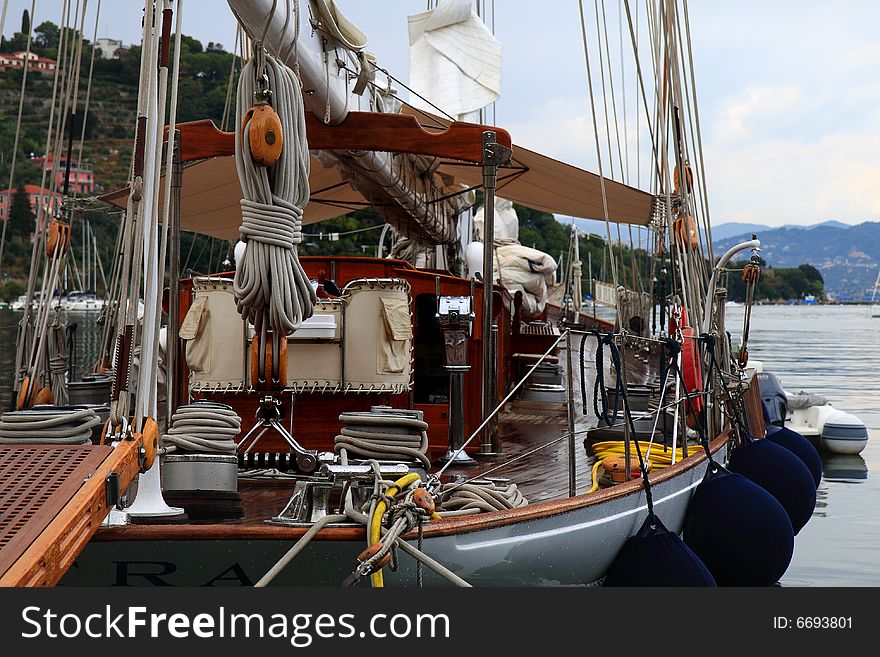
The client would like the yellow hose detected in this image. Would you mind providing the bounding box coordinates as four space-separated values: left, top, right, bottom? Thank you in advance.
591 440 692 466
588 460 603 493
369 472 421 588
588 441 694 493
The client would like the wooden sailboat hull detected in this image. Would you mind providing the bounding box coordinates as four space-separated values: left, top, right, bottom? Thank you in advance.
61 438 727 587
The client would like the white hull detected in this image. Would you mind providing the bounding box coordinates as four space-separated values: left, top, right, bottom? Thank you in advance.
787 402 868 455
63 300 106 312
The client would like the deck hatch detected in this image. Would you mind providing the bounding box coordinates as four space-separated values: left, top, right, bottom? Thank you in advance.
0 445 111 578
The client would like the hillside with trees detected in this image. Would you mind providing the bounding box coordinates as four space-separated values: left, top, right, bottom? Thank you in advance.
0 16 240 297
1 13 823 307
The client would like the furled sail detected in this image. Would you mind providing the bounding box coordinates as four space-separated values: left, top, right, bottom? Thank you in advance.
408 0 501 119
473 197 558 318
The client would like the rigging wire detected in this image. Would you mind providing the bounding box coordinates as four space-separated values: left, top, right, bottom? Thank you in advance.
680 0 714 261
577 0 620 320
73 0 100 191
0 0 38 278
13 0 70 395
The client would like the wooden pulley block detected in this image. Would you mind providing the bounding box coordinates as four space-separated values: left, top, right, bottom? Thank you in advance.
34 387 54 406
673 214 699 250
250 337 261 387
15 376 33 410
412 487 436 515
137 416 159 472
242 103 284 167
674 163 694 194
263 337 273 387
275 334 287 387
742 263 761 283
737 346 749 368
101 416 130 446
45 220 70 257
357 543 391 571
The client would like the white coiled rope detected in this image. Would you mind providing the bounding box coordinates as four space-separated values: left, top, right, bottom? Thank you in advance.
233 51 316 336
437 479 528 515
0 408 101 445
161 403 242 454
334 411 431 469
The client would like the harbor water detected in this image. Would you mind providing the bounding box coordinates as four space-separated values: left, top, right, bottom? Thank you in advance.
725 304 880 586
0 304 877 586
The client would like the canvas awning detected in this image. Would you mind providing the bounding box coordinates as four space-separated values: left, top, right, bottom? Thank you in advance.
99 113 654 241
99 154 370 241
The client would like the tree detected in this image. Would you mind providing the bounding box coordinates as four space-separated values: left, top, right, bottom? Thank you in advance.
6 187 35 239
21 9 30 36
34 21 60 50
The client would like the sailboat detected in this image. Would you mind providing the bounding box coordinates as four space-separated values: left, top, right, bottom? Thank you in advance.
0 0 809 589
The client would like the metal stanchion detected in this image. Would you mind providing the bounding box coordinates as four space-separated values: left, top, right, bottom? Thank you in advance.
479 130 511 455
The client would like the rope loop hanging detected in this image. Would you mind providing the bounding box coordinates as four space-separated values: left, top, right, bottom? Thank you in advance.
234 45 316 337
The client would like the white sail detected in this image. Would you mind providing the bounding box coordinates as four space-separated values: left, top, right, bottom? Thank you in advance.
408 0 501 119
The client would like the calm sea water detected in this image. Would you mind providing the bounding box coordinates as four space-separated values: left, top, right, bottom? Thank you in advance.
726 304 880 586
0 304 876 586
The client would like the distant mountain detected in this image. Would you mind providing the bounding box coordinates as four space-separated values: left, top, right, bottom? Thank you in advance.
552 215 878 299
715 221 880 300
710 222 772 241
807 220 850 230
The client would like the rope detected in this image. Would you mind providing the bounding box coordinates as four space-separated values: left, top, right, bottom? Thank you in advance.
233 51 316 336
73 0 101 187
0 408 100 445
333 411 430 468
577 0 619 298
161 403 242 454
437 479 527 515
47 316 69 406
254 513 348 587
0 0 37 276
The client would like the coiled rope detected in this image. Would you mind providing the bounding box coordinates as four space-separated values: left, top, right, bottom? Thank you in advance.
334 411 431 469
437 479 528 515
0 407 101 445
161 402 242 454
47 316 69 406
233 50 316 336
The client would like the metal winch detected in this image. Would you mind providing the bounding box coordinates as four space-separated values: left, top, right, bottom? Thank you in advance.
269 462 411 526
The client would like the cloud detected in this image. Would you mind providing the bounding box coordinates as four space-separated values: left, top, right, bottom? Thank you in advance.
704 127 880 225
712 85 801 141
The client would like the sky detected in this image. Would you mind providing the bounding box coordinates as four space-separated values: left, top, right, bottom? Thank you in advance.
3 0 880 228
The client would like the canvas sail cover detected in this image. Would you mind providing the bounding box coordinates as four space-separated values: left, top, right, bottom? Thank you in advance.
473 196 519 242
408 0 501 119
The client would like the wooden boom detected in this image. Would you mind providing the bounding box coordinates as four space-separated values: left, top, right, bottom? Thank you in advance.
166 112 512 165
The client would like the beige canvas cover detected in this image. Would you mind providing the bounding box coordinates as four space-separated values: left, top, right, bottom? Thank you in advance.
342 279 412 392
98 114 654 240
379 296 412 374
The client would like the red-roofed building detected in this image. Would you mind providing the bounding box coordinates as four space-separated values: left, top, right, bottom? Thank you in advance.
0 51 57 74
29 156 96 195
0 185 63 223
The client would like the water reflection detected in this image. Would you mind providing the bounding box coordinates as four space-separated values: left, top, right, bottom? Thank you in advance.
0 309 102 411
821 453 868 482
728 304 879 586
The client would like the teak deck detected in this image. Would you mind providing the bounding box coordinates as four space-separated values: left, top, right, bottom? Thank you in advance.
0 442 141 586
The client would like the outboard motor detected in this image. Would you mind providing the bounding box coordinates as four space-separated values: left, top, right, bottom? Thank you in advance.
756 371 787 427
